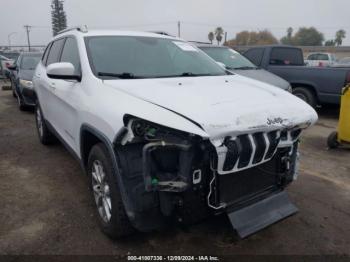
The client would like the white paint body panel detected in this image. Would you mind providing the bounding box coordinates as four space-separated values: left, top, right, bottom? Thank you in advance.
33 30 318 160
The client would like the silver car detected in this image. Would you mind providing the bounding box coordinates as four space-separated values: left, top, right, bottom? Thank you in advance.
197 44 292 92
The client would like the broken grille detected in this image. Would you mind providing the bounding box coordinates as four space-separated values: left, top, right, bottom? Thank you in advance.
217 129 301 174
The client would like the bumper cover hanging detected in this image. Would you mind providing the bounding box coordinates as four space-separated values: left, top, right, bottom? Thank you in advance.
227 191 298 238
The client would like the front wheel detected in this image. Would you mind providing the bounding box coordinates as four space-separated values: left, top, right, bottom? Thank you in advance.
11 80 17 98
88 143 134 238
16 92 27 111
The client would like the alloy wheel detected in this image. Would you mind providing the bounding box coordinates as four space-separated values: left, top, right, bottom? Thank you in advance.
36 107 44 138
91 160 112 223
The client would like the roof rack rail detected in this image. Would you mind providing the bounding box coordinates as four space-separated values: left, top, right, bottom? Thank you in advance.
188 41 212 45
57 25 88 35
149 31 174 37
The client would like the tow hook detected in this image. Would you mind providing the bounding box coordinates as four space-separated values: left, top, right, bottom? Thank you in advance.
281 156 291 171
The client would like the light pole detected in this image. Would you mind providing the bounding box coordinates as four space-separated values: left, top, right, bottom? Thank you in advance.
8 32 17 49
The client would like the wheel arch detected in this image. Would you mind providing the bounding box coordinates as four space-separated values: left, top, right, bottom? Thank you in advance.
79 124 137 222
80 124 114 169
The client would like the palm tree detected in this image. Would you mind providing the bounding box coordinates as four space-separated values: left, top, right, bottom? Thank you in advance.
335 29 346 46
208 32 214 44
215 27 224 45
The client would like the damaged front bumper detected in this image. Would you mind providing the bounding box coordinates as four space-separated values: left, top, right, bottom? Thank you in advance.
114 116 303 237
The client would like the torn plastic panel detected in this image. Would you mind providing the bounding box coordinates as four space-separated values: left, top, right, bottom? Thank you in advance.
113 116 214 230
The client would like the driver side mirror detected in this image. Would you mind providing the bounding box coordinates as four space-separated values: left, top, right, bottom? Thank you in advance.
47 62 81 81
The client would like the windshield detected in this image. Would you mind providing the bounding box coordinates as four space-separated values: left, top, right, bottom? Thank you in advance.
5 53 20 60
85 36 227 79
200 47 257 70
20 55 41 70
0 55 10 61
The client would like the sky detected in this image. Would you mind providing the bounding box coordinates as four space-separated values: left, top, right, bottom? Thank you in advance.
0 0 349 47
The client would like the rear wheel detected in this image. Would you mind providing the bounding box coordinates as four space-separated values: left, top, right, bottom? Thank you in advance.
35 103 55 145
292 87 317 108
88 143 134 238
327 131 339 149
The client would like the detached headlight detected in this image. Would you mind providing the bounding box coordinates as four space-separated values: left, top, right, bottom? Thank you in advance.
19 79 33 89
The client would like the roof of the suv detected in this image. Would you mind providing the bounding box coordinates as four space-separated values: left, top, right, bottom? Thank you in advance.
55 29 179 40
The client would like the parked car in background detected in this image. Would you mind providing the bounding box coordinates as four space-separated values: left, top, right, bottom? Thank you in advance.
33 28 317 239
0 55 15 78
244 45 350 107
197 44 291 92
305 52 337 67
2 51 20 78
2 51 20 61
9 52 42 110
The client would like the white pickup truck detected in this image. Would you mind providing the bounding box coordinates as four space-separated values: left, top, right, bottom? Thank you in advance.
305 52 337 67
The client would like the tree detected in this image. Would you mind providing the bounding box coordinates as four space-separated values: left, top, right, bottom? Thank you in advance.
226 30 278 46
51 0 67 36
215 27 224 45
208 32 214 44
280 27 294 45
292 27 324 46
325 40 336 46
335 29 346 46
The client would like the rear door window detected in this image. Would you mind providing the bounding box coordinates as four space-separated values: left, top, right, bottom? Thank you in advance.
269 47 304 65
317 54 329 61
307 54 317 60
46 38 65 66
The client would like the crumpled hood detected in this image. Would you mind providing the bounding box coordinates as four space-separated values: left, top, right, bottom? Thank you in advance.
105 74 318 140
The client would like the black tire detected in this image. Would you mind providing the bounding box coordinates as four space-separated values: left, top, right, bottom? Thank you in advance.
35 103 55 145
16 93 27 111
11 80 17 98
292 87 317 108
88 143 134 238
327 131 340 149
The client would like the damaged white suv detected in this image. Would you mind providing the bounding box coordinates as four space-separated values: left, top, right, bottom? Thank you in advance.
33 27 318 238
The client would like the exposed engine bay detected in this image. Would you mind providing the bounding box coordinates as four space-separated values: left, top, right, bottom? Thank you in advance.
114 115 303 237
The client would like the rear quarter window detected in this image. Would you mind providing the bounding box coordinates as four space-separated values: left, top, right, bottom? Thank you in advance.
42 42 52 65
46 38 66 66
270 47 304 66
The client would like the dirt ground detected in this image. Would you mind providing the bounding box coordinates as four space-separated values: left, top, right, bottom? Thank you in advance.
0 81 350 257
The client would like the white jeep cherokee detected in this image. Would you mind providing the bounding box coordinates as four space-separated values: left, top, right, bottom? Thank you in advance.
33 27 318 239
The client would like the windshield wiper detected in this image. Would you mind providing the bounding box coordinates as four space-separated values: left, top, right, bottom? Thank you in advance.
180 72 212 77
230 66 257 70
97 72 139 79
